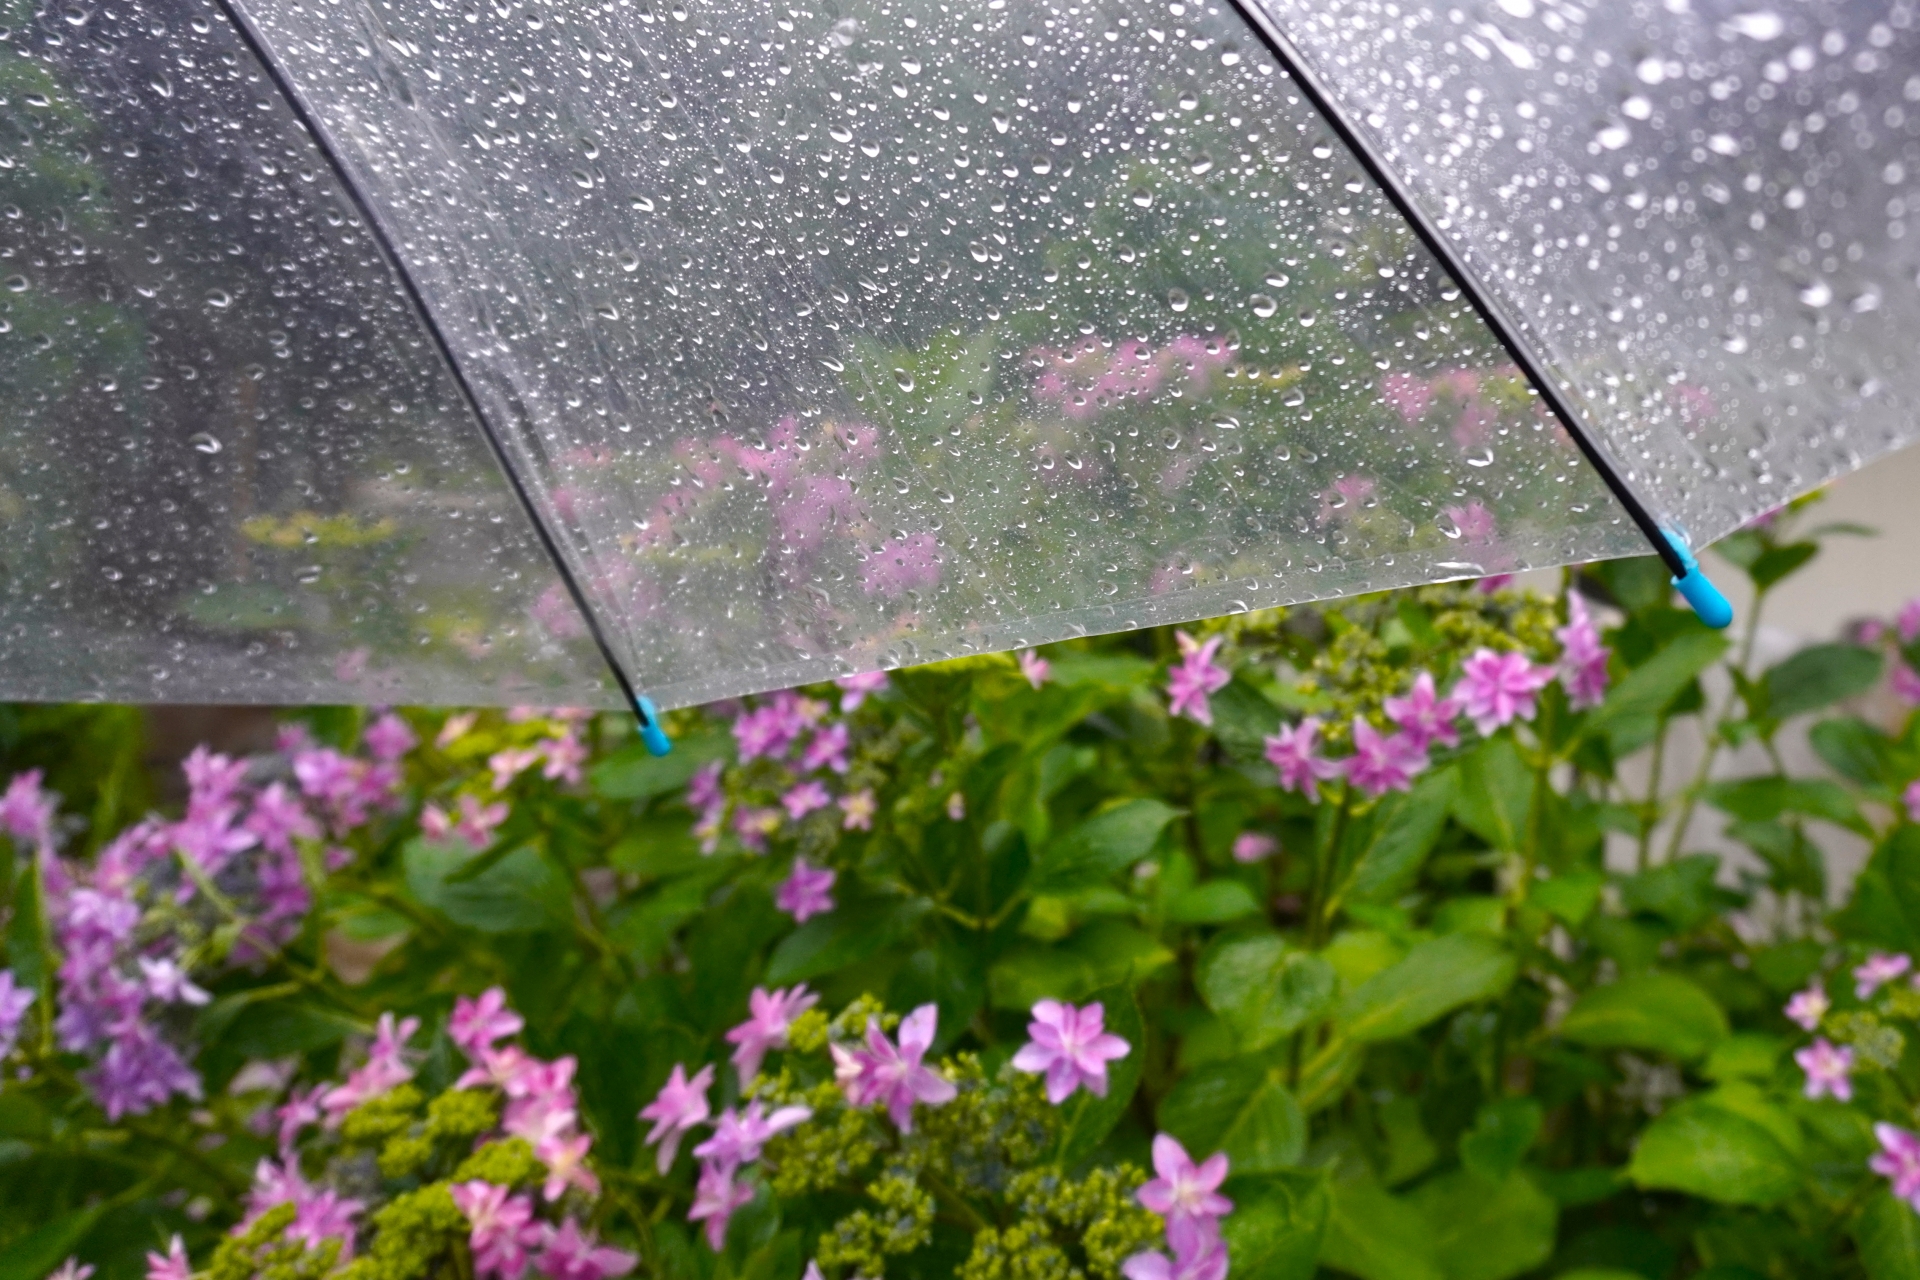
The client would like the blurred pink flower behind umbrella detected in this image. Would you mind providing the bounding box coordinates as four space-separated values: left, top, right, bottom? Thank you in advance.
862 534 943 597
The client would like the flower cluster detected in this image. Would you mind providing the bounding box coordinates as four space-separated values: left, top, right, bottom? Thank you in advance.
1030 334 1233 423
423 708 592 849
1123 1136 1233 1280
0 720 414 1120
229 987 631 1280
1241 593 1607 801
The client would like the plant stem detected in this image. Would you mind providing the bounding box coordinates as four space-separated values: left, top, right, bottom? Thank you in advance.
1663 583 1769 864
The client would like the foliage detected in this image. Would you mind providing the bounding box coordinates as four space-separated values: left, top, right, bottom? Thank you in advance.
4 498 1920 1280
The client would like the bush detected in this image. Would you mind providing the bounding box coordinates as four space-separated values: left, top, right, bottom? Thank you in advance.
5 496 1920 1280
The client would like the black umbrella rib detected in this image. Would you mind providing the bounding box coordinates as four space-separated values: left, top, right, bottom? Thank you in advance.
207 0 655 718
1219 0 1689 579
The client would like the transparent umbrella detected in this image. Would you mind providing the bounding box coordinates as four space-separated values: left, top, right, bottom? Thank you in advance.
1 0 1908 747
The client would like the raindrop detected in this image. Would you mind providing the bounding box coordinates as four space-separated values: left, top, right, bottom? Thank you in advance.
571 170 595 189
2 275 27 293
969 241 990 263
1722 332 1751 354
894 368 915 392
1724 11 1785 40
1466 448 1494 467
1031 156 1052 175
1622 95 1652 120
205 289 231 308
1066 98 1083 114
933 488 955 503
617 250 640 272
189 432 222 454
296 566 323 585
61 5 89 24
1131 187 1154 208
1595 123 1631 150
991 111 1010 133
1249 293 1277 318
1297 309 1316 327
1798 280 1833 308
149 72 173 98
1167 288 1190 313
1264 272 1289 289
1178 93 1199 111
1189 153 1213 175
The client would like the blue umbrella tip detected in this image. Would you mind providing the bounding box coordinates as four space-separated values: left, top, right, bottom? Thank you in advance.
634 695 673 757
1663 532 1734 630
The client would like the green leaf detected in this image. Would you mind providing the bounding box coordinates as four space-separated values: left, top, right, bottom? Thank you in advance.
1763 643 1883 720
1557 971 1728 1061
1157 1057 1305 1174
1453 740 1531 853
1210 678 1283 764
1856 1189 1920 1280
210 996 361 1058
1838 826 1920 952
1052 984 1146 1165
1532 869 1603 927
0 1206 103 1280
1322 1177 1444 1280
1746 541 1818 591
1409 1169 1558 1280
1617 854 1734 931
1165 879 1261 924
1459 1097 1543 1183
4 855 50 1007
1704 776 1868 834
404 839 571 933
764 899 928 985
989 920 1174 1009
1342 766 1459 905
1626 1096 1799 1204
1337 934 1515 1044
1811 717 1895 788
1703 1033 1784 1082
1220 1170 1328 1280
590 728 731 800
1196 933 1336 1051
1029 798 1181 892
1584 628 1728 753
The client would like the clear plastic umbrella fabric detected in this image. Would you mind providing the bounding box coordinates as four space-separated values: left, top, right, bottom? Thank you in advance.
1 0 1912 708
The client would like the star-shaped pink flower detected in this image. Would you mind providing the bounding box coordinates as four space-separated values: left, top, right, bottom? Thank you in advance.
1011 1000 1131 1104
638 1063 713 1173
1165 632 1230 726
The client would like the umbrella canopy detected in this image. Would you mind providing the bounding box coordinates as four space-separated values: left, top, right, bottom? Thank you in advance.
0 0 1909 713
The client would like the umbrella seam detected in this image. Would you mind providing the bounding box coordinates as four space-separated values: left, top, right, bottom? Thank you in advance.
1220 0 1691 580
204 0 650 720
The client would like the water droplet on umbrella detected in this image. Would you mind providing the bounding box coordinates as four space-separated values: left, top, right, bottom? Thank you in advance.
1265 272 1289 289
894 368 915 392
1167 289 1189 312
3 275 28 293
617 250 640 272
1297 309 1316 327
1724 11 1785 40
1595 123 1631 150
297 566 323 584
206 289 231 308
1799 280 1833 307
1131 188 1154 208
1190 153 1213 175
189 433 222 454
1249 293 1277 318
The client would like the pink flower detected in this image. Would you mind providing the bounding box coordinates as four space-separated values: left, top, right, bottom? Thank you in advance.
693 1099 813 1173
947 791 967 821
502 1057 579 1147
839 789 877 831
1795 1038 1855 1102
862 533 943 598
725 985 820 1087
1383 671 1462 750
1020 649 1052 688
835 671 889 711
1166 632 1231 726
1137 1134 1233 1255
0 770 55 849
1556 593 1611 710
1476 573 1516 594
687 1163 756 1252
489 748 541 792
540 735 588 787
451 794 510 848
421 803 454 841
732 806 782 853
364 713 417 763
1011 1000 1131 1104
781 780 832 821
138 957 209 1006
145 1237 190 1280
639 1063 713 1173
1784 985 1830 1031
47 1260 92 1280
245 783 320 855
835 1004 957 1132
535 1218 637 1280
1121 1234 1229 1280
776 858 836 923
322 1013 419 1120
438 713 478 749
451 988 524 1060
799 723 851 774
1264 717 1342 801
1900 598 1920 646
275 1085 322 1154
1906 780 1920 825
1452 649 1554 735
1231 832 1276 864
536 1131 600 1201
1445 499 1499 545
1341 718 1429 797
1855 952 1912 999
687 762 724 812
1895 666 1920 706
1874 1123 1920 1208
450 1180 541 1280
1381 371 1434 423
